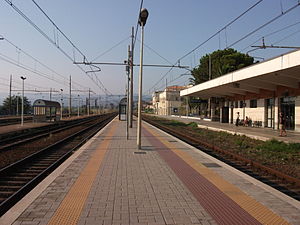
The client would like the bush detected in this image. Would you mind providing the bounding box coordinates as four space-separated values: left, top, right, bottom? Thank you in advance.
187 122 198 128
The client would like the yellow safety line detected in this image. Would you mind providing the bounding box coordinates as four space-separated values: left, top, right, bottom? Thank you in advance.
47 121 117 225
145 125 290 225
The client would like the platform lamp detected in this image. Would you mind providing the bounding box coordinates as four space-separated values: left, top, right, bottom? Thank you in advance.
20 76 26 126
137 8 149 149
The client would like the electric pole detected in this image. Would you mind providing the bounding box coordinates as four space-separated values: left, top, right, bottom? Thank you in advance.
9 75 12 115
88 88 90 116
69 75 72 117
129 26 134 128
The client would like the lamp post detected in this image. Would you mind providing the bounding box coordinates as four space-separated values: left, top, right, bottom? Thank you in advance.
137 8 149 149
60 89 63 120
20 76 26 126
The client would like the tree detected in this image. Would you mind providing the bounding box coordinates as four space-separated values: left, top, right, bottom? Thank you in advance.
190 48 254 85
0 95 31 115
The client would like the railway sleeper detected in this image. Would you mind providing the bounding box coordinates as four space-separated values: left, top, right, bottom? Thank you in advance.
0 190 16 196
0 180 27 185
2 176 33 181
0 185 22 191
10 172 40 177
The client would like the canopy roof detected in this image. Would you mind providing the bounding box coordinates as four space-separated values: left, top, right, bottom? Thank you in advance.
33 99 61 108
180 50 300 99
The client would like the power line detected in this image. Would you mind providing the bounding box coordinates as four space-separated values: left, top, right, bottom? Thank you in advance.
136 38 173 65
2 36 88 90
145 0 264 94
240 21 300 52
177 0 264 62
272 28 300 45
4 0 112 95
227 2 300 48
30 0 112 95
92 36 130 62
0 53 70 87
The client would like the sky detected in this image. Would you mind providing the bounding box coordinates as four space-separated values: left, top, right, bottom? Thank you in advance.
0 0 300 104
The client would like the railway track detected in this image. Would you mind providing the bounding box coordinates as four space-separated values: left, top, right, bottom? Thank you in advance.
143 115 300 201
0 116 33 126
0 114 109 153
0 113 116 216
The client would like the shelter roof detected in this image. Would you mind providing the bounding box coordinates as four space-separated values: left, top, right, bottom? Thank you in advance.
180 50 300 99
33 99 61 108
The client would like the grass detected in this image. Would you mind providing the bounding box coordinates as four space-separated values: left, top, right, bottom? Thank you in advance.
145 114 300 179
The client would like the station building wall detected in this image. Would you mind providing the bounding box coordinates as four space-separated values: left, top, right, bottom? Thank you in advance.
296 96 300 132
229 96 300 132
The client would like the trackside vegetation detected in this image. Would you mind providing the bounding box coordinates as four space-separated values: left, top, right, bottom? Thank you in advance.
147 116 300 179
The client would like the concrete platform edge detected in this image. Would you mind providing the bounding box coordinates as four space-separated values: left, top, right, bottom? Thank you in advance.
0 116 117 225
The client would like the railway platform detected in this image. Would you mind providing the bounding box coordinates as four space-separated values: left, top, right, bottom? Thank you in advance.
155 115 300 143
1 117 299 225
0 115 97 135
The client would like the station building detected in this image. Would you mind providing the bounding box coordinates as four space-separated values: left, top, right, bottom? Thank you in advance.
152 85 188 116
180 50 300 131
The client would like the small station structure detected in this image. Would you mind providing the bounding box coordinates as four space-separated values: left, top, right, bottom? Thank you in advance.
119 97 127 121
33 99 61 122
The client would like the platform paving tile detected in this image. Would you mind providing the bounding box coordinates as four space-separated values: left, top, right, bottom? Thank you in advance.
164 129 300 224
12 139 102 225
77 121 217 225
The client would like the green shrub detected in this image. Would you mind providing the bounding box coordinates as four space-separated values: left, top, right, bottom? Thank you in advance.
187 122 198 128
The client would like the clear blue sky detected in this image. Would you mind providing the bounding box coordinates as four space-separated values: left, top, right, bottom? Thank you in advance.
0 0 300 103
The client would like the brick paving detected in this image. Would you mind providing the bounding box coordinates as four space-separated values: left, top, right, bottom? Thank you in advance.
6 118 300 225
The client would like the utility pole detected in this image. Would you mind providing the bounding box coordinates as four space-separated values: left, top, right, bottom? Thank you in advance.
208 54 212 119
9 75 12 115
16 94 19 116
77 95 80 117
69 75 72 117
60 89 63 120
50 88 52 101
126 45 130 139
20 76 26 126
88 88 90 116
129 26 134 128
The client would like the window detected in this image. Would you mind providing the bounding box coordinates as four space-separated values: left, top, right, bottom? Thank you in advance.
239 101 244 108
250 99 257 108
235 101 238 108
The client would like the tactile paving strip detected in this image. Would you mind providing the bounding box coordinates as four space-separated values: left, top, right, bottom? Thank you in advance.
47 121 117 225
144 124 290 225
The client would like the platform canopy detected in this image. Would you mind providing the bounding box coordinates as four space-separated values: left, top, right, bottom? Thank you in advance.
33 99 61 108
180 50 300 99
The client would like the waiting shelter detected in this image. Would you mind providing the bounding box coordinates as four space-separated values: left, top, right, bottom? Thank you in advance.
119 97 127 121
33 99 61 122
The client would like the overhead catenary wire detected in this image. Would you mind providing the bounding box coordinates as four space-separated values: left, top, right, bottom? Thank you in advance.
2 36 88 90
136 38 173 65
30 0 112 95
240 21 300 52
271 28 300 46
177 0 264 62
145 0 264 94
4 0 112 95
0 53 72 88
227 2 300 48
92 36 131 62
